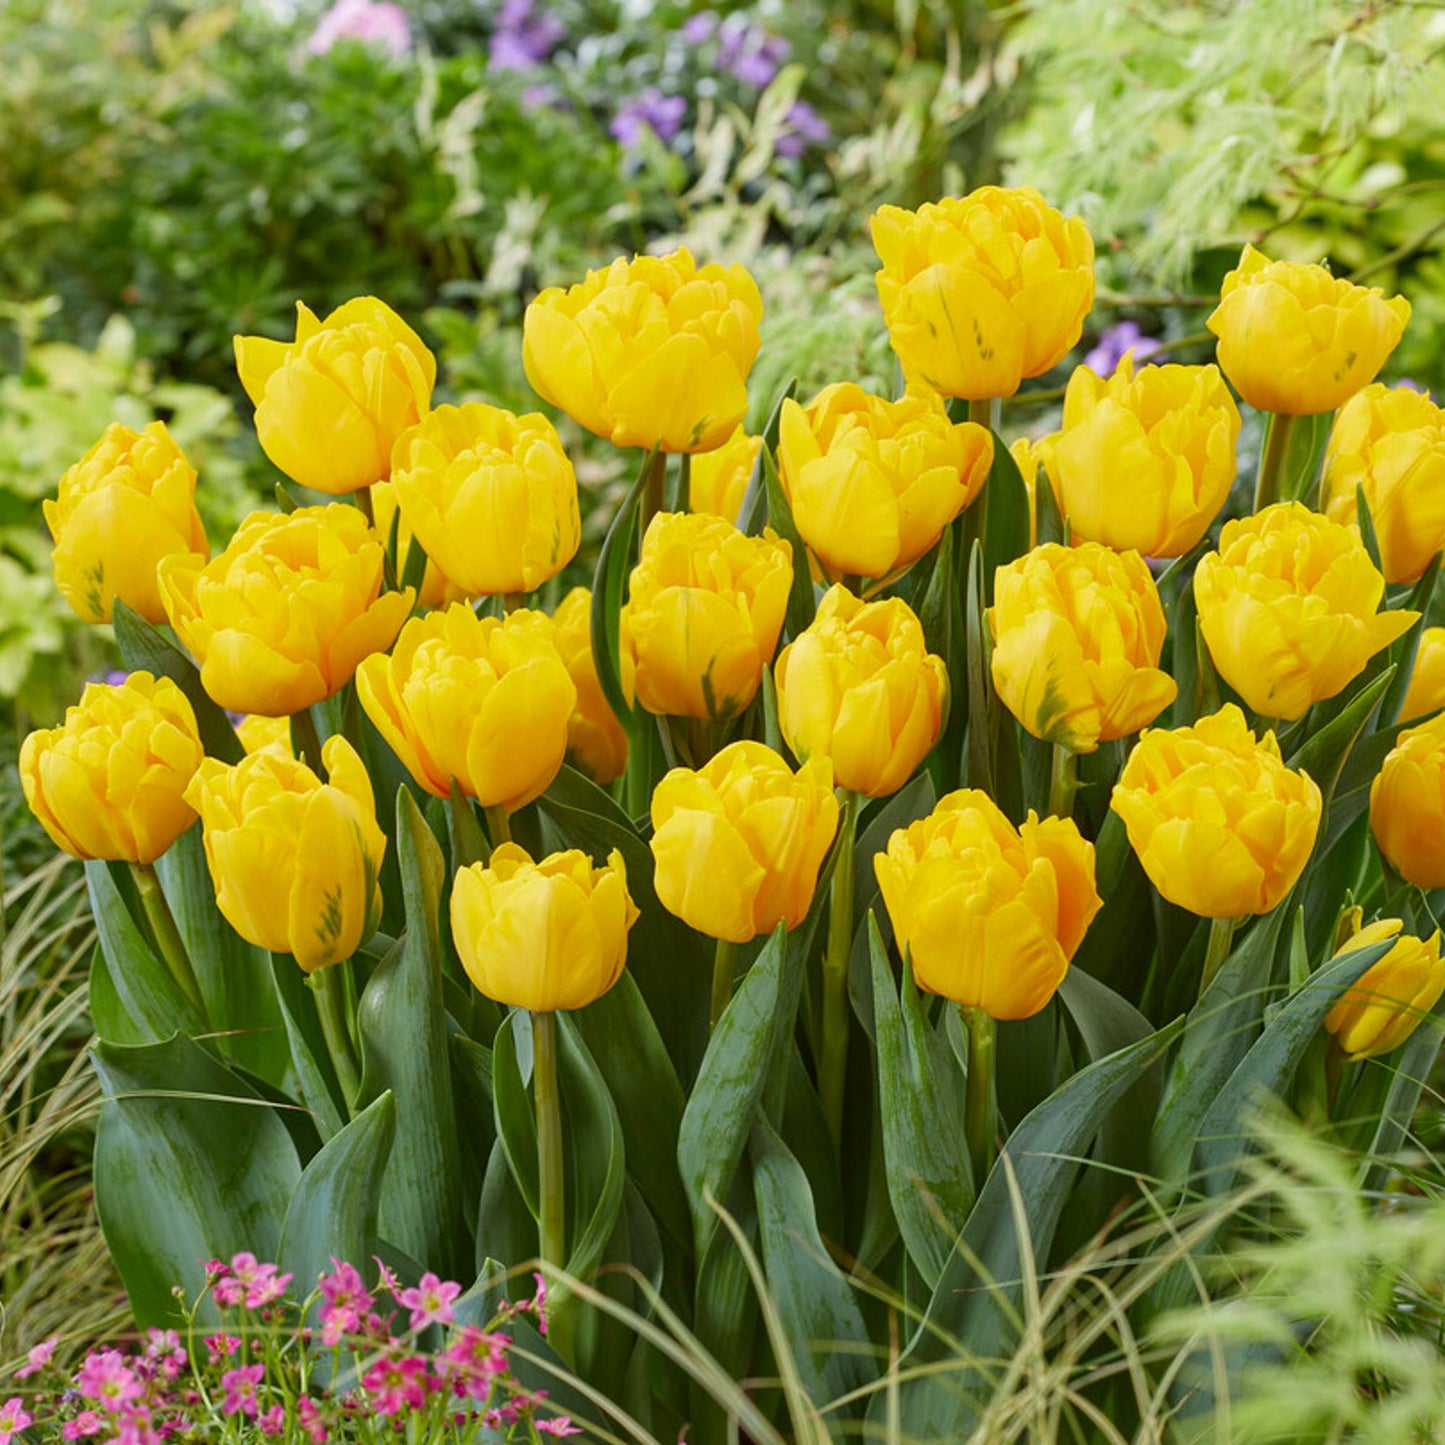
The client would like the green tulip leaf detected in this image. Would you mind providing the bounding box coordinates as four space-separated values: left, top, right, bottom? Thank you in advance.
271 955 346 1142
1033 453 1065 547
964 537 994 794
589 448 649 724
559 1014 627 1283
492 1010 540 1217
1379 552 1440 727
1357 990 1445 1193
475 1138 539 1280
1287 665 1393 811
761 444 817 639
980 427 1031 601
740 377 796 535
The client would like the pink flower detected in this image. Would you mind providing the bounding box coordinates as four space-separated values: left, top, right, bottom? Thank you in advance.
361 1355 429 1416
220 1364 264 1419
307 0 411 57
372 1257 403 1297
259 1404 286 1437
297 1395 328 1445
529 1271 549 1335
397 1272 461 1331
211 1276 245 1309
0 1398 32 1445
225 1253 292 1310
111 1411 160 1445
537 1420 582 1438
441 1328 510 1401
76 1351 143 1410
62 1410 104 1439
15 1337 56 1379
317 1261 372 1345
203 1335 240 1362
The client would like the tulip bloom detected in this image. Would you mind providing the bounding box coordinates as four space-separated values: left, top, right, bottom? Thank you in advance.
689 423 761 524
185 736 386 972
777 384 992 581
1370 712 1445 888
775 585 947 797
20 673 204 864
1206 245 1410 416
45 422 209 625
390 403 581 597
235 714 295 758
1324 918 1445 1060
1194 502 1416 721
989 543 1176 753
650 741 839 944
1041 354 1240 557
552 587 629 786
356 603 576 811
871 186 1095 400
451 844 638 1012
621 512 791 721
1010 436 1042 548
874 789 1101 1020
1400 627 1445 723
368 479 464 610
159 505 414 717
1110 704 1322 918
1322 383 1445 584
523 248 763 454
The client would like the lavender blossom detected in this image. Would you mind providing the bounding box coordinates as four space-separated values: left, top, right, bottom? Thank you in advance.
717 20 790 88
1083 320 1161 376
307 0 410 58
775 100 830 158
489 0 565 72
610 89 687 148
681 10 719 44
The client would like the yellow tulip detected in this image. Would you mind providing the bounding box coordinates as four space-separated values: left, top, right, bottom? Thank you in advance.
234 297 435 493
185 736 386 972
871 186 1095 401
1110 704 1322 918
1370 712 1445 888
369 479 465 610
621 512 791 721
650 741 839 944
451 844 638 1012
1010 435 1043 548
989 542 1177 753
552 587 629 786
775 584 947 797
1322 382 1445 584
1206 245 1410 415
777 383 993 581
1194 502 1416 721
44 421 209 624
159 505 414 718
19 672 204 865
356 602 576 810
873 789 1101 1020
523 248 763 454
1040 354 1241 557
1400 626 1445 723
689 423 761 524
1324 918 1445 1060
390 403 580 597
235 714 295 758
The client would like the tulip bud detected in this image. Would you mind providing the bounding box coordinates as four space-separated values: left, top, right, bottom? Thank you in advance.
874 789 1101 1020
1194 502 1416 722
989 542 1176 753
621 512 791 721
1324 918 1445 1060
1370 712 1445 888
390 403 581 597
1010 436 1042 548
1040 355 1240 557
1400 626 1445 723
356 602 576 811
235 714 295 758
1322 382 1445 584
185 737 386 972
1206 245 1409 416
20 673 204 864
871 186 1095 400
777 384 992 582
523 248 763 454
44 422 209 624
689 423 761 524
368 479 465 610
551 587 629 786
451 844 638 1012
1110 704 1322 918
650 741 839 944
775 585 946 797
159 505 415 717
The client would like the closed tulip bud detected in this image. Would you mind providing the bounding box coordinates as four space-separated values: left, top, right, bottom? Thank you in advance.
874 789 1101 1020
1206 245 1410 415
20 673 204 864
185 737 386 972
234 297 435 493
650 741 839 944
1040 355 1240 558
621 512 791 721
159 505 414 717
1400 626 1445 723
357 602 576 810
368 479 464 610
1370 712 1445 887
1322 383 1445 584
235 714 295 758
390 403 581 597
1324 918 1445 1060
451 844 638 1012
1010 436 1043 548
871 186 1095 401
523 248 763 454
777 384 992 582
552 587 629 785
989 542 1177 753
1110 704 1322 918
775 585 947 797
689 423 761 524
1194 502 1416 722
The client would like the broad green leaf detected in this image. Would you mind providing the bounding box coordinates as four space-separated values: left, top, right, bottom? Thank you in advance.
89 945 154 1048
980 428 1030 599
271 956 346 1142
492 1010 540 1217
1380 554 1439 726
1287 666 1393 809
475 1138 538 1279
740 378 796 535
1357 992 1445 1192
761 445 816 638
1033 454 1065 547
559 1015 627 1283
1355 483 1384 574
590 448 650 723
963 538 993 794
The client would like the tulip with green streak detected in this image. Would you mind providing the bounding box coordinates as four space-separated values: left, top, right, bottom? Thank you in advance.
1324 919 1445 1061
1370 711 1445 888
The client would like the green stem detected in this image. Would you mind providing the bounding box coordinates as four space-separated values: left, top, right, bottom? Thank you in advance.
483 804 512 849
1253 411 1299 512
503 592 526 614
532 1008 567 1284
449 784 488 868
290 707 326 776
710 939 737 1032
639 449 667 544
1200 915 1238 996
820 791 859 1150
967 397 999 430
1048 743 1078 820
1324 1037 1347 1115
130 862 208 1023
308 962 362 1112
354 486 375 527
960 1004 997 1187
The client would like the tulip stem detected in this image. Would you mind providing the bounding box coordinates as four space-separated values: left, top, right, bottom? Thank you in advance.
820 790 859 1151
639 448 666 543
291 707 326 777
1048 743 1078 819
710 939 737 1032
309 963 362 1112
1200 914 1238 996
484 805 512 848
960 1004 997 1188
1253 411 1299 512
353 486 375 527
967 398 999 431
130 862 208 1025
503 592 526 614
531 1010 569 1343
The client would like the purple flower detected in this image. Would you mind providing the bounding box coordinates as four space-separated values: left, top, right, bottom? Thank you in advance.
1083 320 1161 376
610 89 687 148
775 100 830 158
489 0 565 72
307 0 410 58
717 21 790 87
681 10 718 44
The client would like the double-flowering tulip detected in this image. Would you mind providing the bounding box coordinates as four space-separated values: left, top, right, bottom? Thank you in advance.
1370 712 1445 888
873 789 1101 1020
1324 918 1445 1061
1110 704 1322 918
523 247 763 454
159 504 414 717
989 542 1176 753
1206 245 1410 415
871 186 1095 400
777 384 992 582
234 297 436 493
390 403 581 597
1400 627 1445 723
550 587 629 786
368 479 463 610
185 736 386 973
689 423 761 524
45 422 209 625
1193 502 1415 721
20 673 204 864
